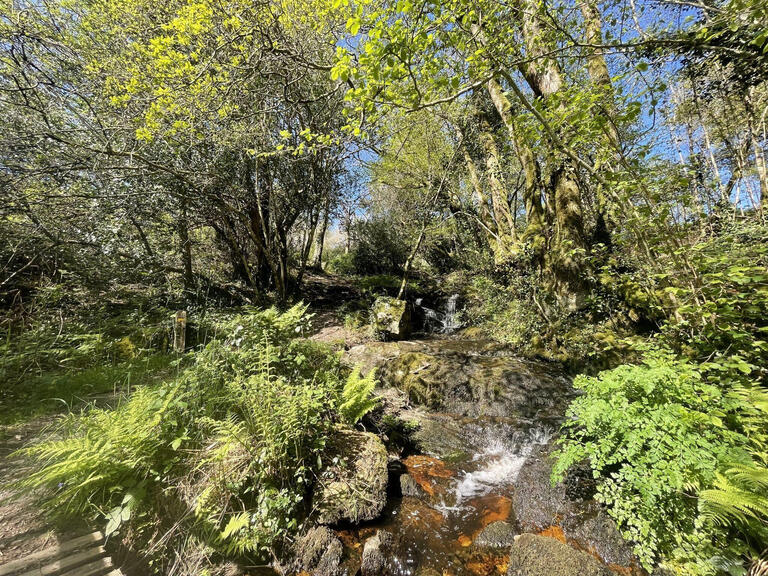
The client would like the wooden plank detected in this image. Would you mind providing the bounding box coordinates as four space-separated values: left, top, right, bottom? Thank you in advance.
16 546 105 576
0 533 103 576
60 556 112 576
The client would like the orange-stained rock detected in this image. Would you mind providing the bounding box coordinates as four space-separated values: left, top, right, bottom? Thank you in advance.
335 526 377 550
539 524 567 543
403 455 453 496
473 495 512 527
458 534 472 547
398 497 445 532
465 552 509 576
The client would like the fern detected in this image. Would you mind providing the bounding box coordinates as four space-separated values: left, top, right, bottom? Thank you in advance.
339 365 379 425
700 459 768 552
13 306 353 562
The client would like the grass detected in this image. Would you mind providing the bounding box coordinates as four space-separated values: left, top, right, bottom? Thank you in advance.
0 354 178 428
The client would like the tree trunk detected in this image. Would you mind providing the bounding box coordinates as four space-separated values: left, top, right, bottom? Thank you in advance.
178 197 194 293
461 141 496 246
397 224 427 300
296 208 320 290
485 78 547 255
745 87 768 213
520 0 589 305
477 119 518 262
311 199 330 269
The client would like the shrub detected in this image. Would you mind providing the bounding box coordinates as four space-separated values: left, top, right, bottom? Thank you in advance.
350 218 408 275
325 248 356 275
339 366 378 425
554 347 768 575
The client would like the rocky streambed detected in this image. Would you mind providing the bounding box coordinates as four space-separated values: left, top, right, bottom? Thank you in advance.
286 337 644 576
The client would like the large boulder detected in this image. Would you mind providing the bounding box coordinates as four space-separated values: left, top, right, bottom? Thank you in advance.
286 526 344 576
313 430 388 525
507 534 611 576
372 297 412 340
379 346 570 421
361 530 394 576
513 444 636 568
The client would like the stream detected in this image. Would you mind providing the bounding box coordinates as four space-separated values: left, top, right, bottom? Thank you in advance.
275 296 641 576
339 332 583 576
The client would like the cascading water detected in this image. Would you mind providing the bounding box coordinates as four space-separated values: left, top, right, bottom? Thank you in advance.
442 293 461 334
338 339 574 576
415 293 462 334
445 425 554 507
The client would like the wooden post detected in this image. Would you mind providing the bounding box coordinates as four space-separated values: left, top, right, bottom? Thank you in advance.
173 311 187 353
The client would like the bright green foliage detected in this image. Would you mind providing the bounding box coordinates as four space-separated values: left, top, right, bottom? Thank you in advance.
16 380 187 535
14 304 376 567
0 287 180 426
554 348 768 574
699 459 768 546
657 223 768 372
339 366 379 425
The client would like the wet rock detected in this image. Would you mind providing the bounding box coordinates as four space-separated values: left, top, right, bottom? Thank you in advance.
378 343 570 420
507 534 611 576
399 473 424 497
564 460 597 501
288 526 344 576
513 445 570 530
566 511 636 569
361 530 394 576
372 297 412 340
313 430 388 525
409 412 468 460
513 445 635 568
474 521 517 548
402 455 454 498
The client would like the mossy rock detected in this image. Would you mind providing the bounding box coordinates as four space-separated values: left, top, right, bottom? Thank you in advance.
371 296 412 340
474 521 517 548
381 351 448 406
507 534 611 576
312 430 388 525
284 526 344 576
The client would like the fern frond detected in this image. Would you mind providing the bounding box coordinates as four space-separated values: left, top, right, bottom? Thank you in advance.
339 366 379 425
700 471 768 528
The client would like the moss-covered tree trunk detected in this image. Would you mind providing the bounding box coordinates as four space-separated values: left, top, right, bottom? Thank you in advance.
521 0 589 307
477 116 518 262
485 79 547 257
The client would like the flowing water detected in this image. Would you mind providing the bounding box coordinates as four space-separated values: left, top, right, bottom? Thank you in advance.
414 294 462 334
338 337 576 576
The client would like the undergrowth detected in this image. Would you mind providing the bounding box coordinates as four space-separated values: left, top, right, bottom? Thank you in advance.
12 304 378 573
554 222 768 576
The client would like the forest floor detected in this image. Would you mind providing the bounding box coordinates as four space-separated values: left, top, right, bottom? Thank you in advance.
302 272 374 348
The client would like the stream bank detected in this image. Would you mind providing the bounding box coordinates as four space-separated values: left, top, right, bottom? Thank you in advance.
292 325 644 576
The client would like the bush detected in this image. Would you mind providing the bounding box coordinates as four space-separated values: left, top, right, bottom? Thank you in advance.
15 304 376 570
554 347 768 575
325 247 356 275
350 218 408 275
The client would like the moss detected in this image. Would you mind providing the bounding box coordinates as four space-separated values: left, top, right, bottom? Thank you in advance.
508 534 611 576
382 352 443 406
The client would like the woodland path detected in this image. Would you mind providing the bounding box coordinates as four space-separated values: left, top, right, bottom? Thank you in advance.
0 412 129 576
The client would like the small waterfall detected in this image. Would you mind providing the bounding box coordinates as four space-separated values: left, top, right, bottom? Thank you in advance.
415 294 461 334
442 294 460 334
435 425 554 513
